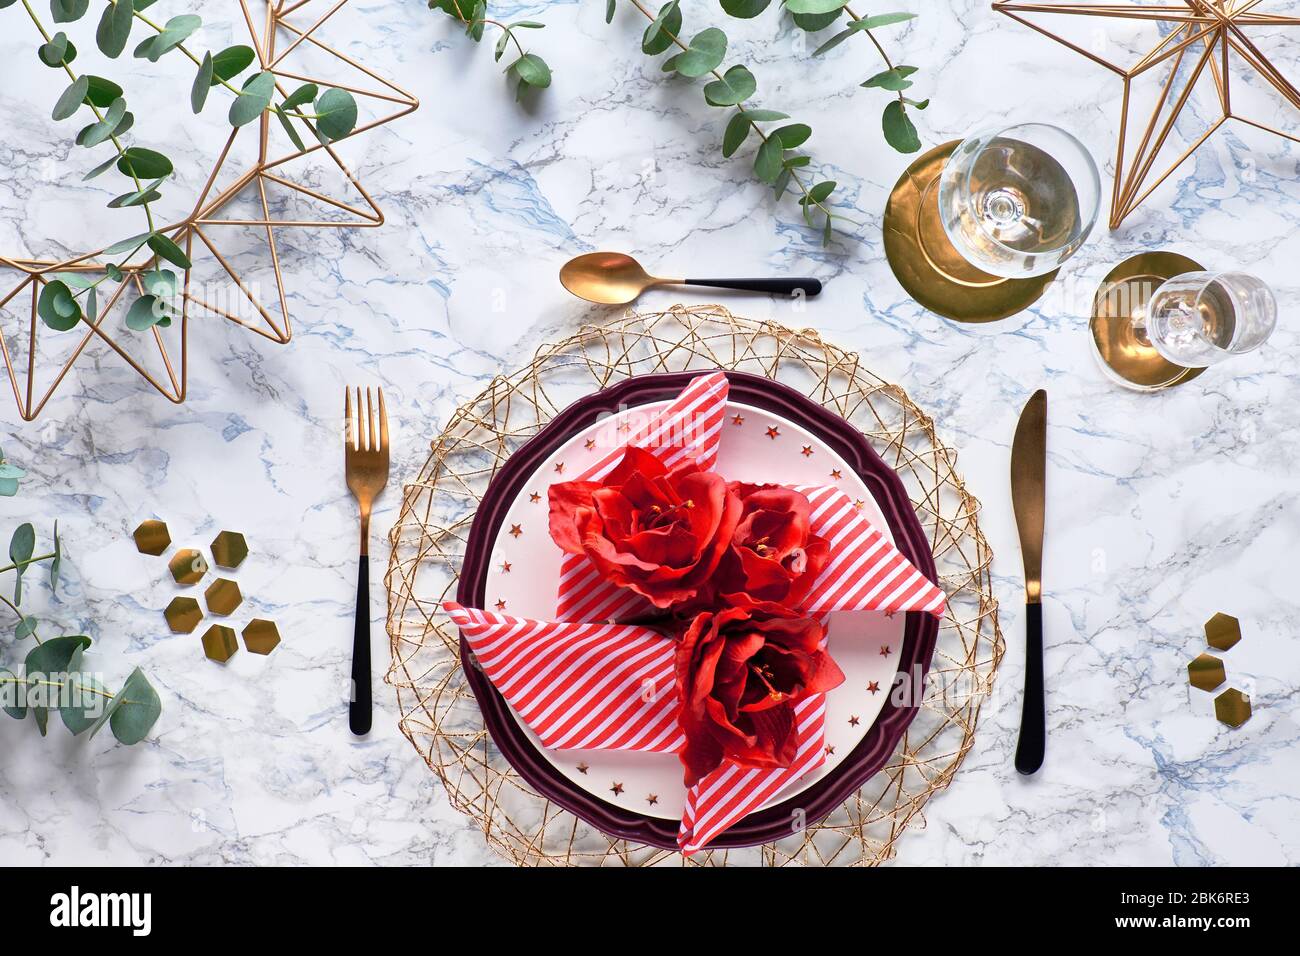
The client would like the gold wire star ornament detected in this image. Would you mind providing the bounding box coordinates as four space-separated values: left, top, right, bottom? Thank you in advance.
0 0 417 420
993 0 1300 228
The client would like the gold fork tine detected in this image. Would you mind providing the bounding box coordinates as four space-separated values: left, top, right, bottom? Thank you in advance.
344 386 354 450
357 386 368 451
366 387 376 453
378 388 388 452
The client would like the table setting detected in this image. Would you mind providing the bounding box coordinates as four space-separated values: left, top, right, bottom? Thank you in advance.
0 0 1297 871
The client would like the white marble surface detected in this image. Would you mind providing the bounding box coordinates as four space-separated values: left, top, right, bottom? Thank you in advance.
1 0 1298 866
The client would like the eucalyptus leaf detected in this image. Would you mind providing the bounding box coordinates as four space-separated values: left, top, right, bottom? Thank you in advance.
861 65 917 91
791 9 841 30
38 32 76 67
0 463 25 479
140 14 201 62
773 123 811 148
314 88 358 141
102 232 150 256
854 12 916 30
52 76 89 121
191 52 213 113
672 27 726 78
23 635 91 736
50 520 61 592
16 616 38 640
229 70 275 127
606 0 615 24
510 54 551 90
83 76 124 109
722 112 751 158
281 83 318 111
60 643 106 736
0 478 17 497
84 287 97 323
274 107 307 153
124 294 165 331
96 0 135 59
703 64 755 106
0 668 25 719
146 232 192 270
211 45 255 83
117 147 173 178
9 522 35 566
50 0 90 23
93 667 160 745
641 1 680 56
753 136 784 184
882 99 920 153
37 281 81 332
783 0 846 14
738 108 788 122
720 0 771 17
143 269 177 299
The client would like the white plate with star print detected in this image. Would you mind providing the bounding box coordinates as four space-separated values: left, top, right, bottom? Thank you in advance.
481 399 906 820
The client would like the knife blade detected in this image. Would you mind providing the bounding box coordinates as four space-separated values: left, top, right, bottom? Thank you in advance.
1010 389 1046 775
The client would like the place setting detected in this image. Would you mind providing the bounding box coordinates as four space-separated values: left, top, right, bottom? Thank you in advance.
0 0 1289 883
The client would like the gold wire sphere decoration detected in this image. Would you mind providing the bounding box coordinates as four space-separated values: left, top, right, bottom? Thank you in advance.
0 0 417 421
384 305 1004 866
993 0 1300 229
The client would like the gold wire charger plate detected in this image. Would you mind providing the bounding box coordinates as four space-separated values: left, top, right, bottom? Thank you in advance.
384 305 1004 866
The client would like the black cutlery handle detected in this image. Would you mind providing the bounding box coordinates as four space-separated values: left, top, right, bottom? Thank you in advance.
350 553 372 736
683 277 822 297
1015 600 1044 775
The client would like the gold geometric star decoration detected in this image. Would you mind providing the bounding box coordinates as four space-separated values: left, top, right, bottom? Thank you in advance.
0 0 417 420
994 0 1300 228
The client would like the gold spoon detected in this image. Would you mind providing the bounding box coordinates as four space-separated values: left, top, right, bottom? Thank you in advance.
560 252 822 306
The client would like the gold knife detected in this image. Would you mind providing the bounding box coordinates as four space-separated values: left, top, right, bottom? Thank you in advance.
1010 389 1046 775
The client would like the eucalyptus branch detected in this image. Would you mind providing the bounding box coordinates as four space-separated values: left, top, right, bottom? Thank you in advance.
430 0 552 99
0 522 161 745
803 3 928 153
4 0 362 337
620 0 840 243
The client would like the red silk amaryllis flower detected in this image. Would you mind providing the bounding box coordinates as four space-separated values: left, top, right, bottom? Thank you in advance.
674 606 846 787
715 483 830 611
548 446 742 608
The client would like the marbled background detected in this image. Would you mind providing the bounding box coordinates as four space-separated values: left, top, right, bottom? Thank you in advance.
1 0 1297 866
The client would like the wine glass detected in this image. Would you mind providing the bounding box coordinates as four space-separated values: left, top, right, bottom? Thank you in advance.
1146 272 1276 367
937 123 1101 279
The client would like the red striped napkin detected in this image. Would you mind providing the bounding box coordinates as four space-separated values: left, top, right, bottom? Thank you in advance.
447 371 945 853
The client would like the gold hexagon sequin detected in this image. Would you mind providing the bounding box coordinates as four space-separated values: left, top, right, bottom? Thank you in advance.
132 520 171 556
1214 687 1252 728
164 596 203 634
1187 653 1226 692
242 618 281 655
210 530 249 570
201 624 238 663
204 578 242 616
169 548 208 585
1205 612 1241 651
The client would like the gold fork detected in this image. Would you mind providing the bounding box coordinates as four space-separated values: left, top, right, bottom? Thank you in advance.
344 386 389 736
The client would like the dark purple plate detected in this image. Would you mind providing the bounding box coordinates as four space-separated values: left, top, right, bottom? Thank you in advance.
455 370 940 850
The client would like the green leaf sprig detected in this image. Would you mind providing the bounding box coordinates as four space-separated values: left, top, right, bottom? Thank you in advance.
430 0 552 100
0 445 27 498
794 3 928 153
8 0 362 335
0 522 162 746
614 0 842 244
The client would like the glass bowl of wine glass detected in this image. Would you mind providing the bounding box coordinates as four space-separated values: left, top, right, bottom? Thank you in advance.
937 123 1101 280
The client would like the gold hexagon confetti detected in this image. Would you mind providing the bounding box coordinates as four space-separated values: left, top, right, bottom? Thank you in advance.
201 624 238 663
210 531 249 570
164 596 203 634
168 549 208 585
242 619 281 655
1214 687 1252 728
1205 612 1241 651
1187 653 1226 692
204 578 243 616
132 520 171 556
